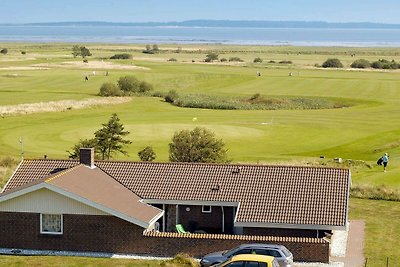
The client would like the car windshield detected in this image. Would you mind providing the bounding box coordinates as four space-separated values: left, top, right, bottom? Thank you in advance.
222 248 236 256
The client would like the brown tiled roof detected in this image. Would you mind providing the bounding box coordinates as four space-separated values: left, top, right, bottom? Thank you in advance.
45 164 162 226
2 162 162 228
3 160 350 228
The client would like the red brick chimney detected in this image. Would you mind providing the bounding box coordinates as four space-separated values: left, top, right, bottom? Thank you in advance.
80 148 95 168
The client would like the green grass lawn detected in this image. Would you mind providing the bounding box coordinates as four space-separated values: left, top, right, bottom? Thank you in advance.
0 255 163 267
1 43 400 265
349 198 400 266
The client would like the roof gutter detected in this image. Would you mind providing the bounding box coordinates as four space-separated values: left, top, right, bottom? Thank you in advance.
234 221 346 231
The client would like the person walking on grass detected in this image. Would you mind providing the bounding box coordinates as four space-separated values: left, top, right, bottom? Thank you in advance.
382 153 389 172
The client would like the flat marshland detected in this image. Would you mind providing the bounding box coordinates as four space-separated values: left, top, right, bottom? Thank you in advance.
0 43 400 265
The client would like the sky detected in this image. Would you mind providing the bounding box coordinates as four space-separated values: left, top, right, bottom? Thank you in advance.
1 0 400 24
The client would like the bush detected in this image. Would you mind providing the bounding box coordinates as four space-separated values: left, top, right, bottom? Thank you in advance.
99 82 121 96
205 53 218 62
138 146 156 162
229 57 243 62
83 59 88 63
110 53 132 59
279 60 293 64
371 59 400 69
139 81 153 92
117 75 140 93
165 90 179 103
0 48 8 54
268 60 276 63
21 51 26 55
167 58 177 62
161 254 199 267
350 59 371 69
371 61 383 69
253 57 263 63
220 58 227 62
322 58 343 68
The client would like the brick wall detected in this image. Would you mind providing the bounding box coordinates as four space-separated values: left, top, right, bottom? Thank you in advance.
0 212 330 263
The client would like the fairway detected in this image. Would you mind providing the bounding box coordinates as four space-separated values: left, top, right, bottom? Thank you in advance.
1 43 400 190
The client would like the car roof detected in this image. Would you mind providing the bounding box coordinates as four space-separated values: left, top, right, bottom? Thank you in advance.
238 243 285 250
230 254 274 263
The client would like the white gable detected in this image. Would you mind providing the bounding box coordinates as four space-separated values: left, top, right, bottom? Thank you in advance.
0 188 107 215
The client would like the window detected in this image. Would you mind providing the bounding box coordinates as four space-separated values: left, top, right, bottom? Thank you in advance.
245 261 260 267
226 262 245 267
202 205 212 213
232 249 252 256
254 249 282 258
40 214 63 235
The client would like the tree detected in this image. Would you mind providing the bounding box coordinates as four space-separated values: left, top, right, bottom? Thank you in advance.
169 127 228 163
94 114 132 160
0 48 8 54
205 53 218 62
80 46 92 58
322 58 343 68
67 138 98 159
138 146 156 162
72 45 81 58
71 45 92 58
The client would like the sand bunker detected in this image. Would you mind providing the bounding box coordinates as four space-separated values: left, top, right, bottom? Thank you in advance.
33 60 149 70
0 97 132 116
0 66 49 71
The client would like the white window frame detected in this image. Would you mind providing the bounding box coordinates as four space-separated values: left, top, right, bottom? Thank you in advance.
40 213 63 235
202 205 212 213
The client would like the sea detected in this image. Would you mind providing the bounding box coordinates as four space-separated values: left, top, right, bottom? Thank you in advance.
1 25 400 47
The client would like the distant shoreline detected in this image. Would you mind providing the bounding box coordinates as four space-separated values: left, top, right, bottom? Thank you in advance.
2 20 400 29
1 24 400 47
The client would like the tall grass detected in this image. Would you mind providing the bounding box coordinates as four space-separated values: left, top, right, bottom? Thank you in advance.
167 93 354 110
0 156 18 189
351 185 400 201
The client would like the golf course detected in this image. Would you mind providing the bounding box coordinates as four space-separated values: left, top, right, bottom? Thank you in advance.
1 43 400 266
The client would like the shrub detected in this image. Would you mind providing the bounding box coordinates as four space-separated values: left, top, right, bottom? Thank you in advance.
350 59 371 69
229 57 243 62
268 60 276 63
322 58 343 68
139 81 153 92
110 53 132 59
167 58 177 62
83 59 88 63
138 146 156 162
161 254 199 267
99 82 121 96
220 58 227 62
21 51 26 55
279 60 293 64
205 53 218 62
253 57 263 63
165 90 179 103
249 93 261 101
0 48 8 54
117 75 140 93
371 61 383 69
